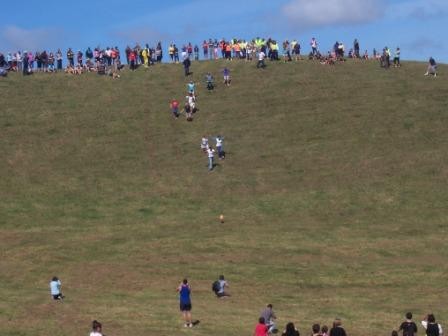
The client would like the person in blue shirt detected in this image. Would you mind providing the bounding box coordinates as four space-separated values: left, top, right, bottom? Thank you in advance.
177 279 193 327
187 81 196 96
49 276 64 301
223 67 231 86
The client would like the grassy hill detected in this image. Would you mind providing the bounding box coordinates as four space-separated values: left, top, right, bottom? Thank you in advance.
0 59 447 336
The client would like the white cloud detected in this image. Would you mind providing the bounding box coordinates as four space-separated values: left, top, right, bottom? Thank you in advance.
0 25 64 51
388 0 448 20
281 0 384 29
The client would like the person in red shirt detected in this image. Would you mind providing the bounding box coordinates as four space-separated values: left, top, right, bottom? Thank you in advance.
170 99 180 119
129 51 136 71
254 317 269 336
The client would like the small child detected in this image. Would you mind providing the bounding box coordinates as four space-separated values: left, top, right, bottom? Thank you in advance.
201 136 209 152
321 325 329 336
170 99 180 118
49 276 64 301
205 72 214 91
223 67 231 86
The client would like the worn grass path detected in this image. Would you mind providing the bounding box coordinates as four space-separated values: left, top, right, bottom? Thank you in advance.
1 59 447 336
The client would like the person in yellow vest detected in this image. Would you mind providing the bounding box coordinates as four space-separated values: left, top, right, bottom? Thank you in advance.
271 41 279 61
142 47 149 68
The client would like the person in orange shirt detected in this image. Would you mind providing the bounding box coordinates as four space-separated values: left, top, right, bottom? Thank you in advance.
225 43 232 60
234 43 241 59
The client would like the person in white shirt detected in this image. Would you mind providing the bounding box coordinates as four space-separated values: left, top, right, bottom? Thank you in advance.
186 93 195 109
421 314 443 336
207 147 215 171
257 51 266 68
90 320 103 336
216 275 230 298
49 276 64 301
213 135 225 159
201 136 209 152
311 37 318 55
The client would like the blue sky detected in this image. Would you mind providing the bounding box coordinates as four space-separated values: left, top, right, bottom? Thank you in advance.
1 0 447 62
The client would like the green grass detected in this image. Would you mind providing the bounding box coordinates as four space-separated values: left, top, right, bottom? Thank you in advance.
1 59 447 336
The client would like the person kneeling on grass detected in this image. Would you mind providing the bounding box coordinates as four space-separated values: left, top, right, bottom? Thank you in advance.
425 57 437 77
261 304 278 334
212 275 230 298
49 276 64 301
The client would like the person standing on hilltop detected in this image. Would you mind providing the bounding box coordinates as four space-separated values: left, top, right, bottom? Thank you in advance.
393 47 401 67
66 48 74 67
354 38 360 58
257 49 266 68
310 37 318 56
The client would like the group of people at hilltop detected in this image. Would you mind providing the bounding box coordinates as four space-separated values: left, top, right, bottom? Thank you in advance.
0 36 440 78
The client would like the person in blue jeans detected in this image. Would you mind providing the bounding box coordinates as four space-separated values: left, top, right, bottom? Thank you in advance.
207 147 215 171
212 136 225 159
177 279 193 327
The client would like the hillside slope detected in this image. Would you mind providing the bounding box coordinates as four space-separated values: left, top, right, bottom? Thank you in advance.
1 60 447 336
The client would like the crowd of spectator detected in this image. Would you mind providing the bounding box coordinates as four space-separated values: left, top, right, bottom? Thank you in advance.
0 37 408 78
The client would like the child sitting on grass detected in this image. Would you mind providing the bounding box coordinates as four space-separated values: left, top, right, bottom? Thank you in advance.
49 276 64 301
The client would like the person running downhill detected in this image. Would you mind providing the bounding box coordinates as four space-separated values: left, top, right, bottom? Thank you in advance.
223 67 231 86
170 99 180 119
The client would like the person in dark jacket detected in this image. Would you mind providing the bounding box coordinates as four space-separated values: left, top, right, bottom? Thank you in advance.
330 318 347 336
399 312 417 336
183 57 191 76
